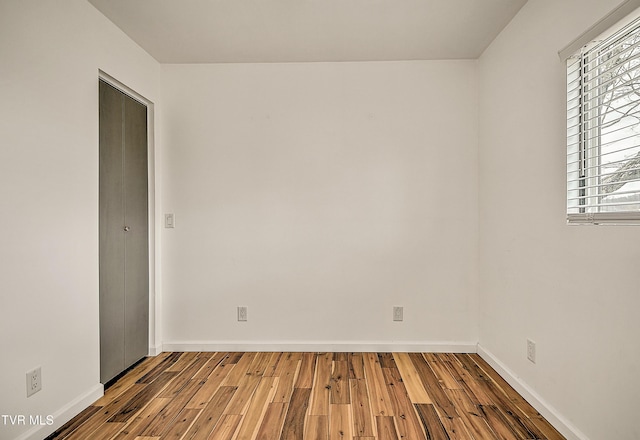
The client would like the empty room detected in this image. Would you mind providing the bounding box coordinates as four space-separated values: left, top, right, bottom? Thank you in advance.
1 0 639 439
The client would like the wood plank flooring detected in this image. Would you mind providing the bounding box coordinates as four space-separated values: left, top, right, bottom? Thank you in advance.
47 352 565 440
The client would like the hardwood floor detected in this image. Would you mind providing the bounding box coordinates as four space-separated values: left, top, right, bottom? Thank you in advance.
48 352 565 440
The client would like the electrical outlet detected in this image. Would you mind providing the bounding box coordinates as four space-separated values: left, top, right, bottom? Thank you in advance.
527 339 536 364
237 306 247 322
393 306 403 322
26 367 42 397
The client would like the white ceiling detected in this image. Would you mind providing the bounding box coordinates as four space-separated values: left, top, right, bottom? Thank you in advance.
88 0 528 64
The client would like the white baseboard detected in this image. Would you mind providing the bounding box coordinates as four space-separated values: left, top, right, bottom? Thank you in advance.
148 344 163 356
15 383 103 440
161 340 478 353
477 344 589 440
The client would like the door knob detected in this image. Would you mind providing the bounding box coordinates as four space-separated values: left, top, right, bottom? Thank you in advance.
124 226 131 232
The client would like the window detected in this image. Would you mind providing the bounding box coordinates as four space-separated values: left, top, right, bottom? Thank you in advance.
567 15 640 224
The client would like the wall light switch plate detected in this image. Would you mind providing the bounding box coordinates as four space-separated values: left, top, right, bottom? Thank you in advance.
237 306 248 322
164 213 175 228
393 306 403 322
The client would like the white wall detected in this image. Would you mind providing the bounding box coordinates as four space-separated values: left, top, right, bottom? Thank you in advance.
0 1 160 439
478 1 640 439
6 1 637 438
160 61 479 350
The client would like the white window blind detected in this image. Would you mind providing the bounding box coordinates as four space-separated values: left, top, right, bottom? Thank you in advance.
567 15 640 225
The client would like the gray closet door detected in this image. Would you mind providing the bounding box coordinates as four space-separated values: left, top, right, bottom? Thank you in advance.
99 80 149 384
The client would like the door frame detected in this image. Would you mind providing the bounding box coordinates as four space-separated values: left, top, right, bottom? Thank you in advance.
98 70 160 357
